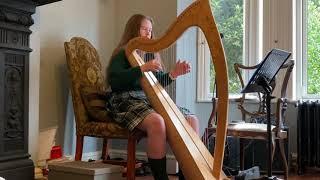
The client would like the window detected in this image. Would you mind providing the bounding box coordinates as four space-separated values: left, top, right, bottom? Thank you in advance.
296 0 320 98
304 0 320 97
197 0 262 101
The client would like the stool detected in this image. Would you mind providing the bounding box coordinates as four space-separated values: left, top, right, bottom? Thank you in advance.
48 161 125 180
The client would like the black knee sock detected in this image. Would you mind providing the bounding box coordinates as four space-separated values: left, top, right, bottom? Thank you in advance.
178 168 185 180
148 157 169 180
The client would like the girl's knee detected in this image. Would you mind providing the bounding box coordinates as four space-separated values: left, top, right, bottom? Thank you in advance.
186 115 199 124
186 115 200 134
145 113 166 134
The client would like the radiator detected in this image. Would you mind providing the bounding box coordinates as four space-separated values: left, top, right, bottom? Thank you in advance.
297 100 320 174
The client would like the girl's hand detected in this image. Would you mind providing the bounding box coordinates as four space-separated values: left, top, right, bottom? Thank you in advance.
141 59 162 72
170 60 191 79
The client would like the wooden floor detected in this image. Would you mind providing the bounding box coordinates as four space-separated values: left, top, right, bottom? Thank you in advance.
136 175 177 180
135 171 320 180
136 175 320 180
286 168 320 180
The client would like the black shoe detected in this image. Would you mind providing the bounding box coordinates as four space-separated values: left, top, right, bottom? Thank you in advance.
178 168 185 180
148 157 169 180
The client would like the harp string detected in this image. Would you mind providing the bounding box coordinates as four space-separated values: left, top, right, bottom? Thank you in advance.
145 29 197 109
142 44 177 103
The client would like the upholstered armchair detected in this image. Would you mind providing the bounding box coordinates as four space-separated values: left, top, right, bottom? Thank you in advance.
64 37 143 180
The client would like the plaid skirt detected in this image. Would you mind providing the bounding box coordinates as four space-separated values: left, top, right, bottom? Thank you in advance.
106 90 192 131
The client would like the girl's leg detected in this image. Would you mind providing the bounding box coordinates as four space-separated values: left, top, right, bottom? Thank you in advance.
137 112 166 158
137 112 168 180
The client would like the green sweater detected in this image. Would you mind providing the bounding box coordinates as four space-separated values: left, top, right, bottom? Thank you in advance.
108 49 173 92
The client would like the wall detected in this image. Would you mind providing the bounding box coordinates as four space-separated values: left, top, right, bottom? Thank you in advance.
37 0 116 158
263 0 293 99
263 0 297 154
175 0 197 114
29 9 40 161
114 0 177 43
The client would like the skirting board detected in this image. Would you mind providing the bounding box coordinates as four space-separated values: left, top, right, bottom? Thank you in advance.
68 150 178 175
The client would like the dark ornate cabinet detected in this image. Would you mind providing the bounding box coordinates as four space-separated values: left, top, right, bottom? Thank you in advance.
0 0 60 179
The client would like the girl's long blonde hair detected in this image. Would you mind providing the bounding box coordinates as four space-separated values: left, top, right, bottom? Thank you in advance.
111 14 154 58
110 14 164 70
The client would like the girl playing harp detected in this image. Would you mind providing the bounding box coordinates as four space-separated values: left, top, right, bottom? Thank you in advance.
107 14 200 180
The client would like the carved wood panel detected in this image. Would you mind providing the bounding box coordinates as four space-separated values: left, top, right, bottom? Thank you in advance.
0 1 60 179
0 51 28 157
4 53 25 150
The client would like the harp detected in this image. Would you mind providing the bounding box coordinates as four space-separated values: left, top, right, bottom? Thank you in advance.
125 0 229 179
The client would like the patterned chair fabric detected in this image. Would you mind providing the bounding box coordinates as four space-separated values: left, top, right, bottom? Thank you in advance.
64 37 129 138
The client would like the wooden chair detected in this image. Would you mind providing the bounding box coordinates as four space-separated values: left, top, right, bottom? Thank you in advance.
64 37 144 180
203 60 294 179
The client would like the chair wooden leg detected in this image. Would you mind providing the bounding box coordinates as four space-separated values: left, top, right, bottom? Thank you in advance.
127 135 136 180
75 135 84 161
201 129 208 149
101 138 109 160
279 139 288 180
271 137 276 162
240 139 244 170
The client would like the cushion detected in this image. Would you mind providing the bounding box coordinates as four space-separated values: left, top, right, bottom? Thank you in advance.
80 86 111 122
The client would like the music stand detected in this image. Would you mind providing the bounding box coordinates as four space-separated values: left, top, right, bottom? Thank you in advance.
241 49 291 179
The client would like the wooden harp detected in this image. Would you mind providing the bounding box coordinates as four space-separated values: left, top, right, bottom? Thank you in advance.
125 0 229 179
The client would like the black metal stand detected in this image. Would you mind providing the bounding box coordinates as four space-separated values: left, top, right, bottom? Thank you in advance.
241 49 291 180
257 77 277 180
